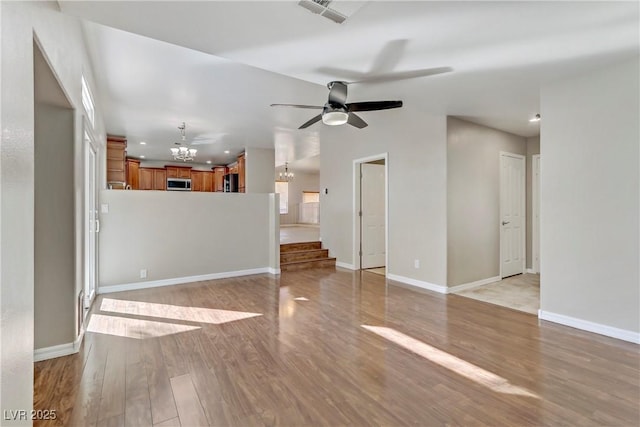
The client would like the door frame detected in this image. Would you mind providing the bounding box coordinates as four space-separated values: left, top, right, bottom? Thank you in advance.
532 154 540 274
352 153 388 272
83 120 99 312
499 151 526 278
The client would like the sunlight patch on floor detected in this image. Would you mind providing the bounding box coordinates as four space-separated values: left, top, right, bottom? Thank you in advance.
100 298 262 325
87 313 201 339
361 325 538 398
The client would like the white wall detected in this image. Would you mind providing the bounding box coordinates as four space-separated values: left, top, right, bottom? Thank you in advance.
34 103 76 349
447 117 526 286
245 147 275 193
320 109 447 286
99 191 278 288
277 170 319 224
540 57 639 339
1 1 106 419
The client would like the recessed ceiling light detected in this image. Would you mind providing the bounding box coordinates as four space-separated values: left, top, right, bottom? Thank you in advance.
140 155 145 159
140 141 147 145
224 150 230 154
206 160 212 164
529 114 541 122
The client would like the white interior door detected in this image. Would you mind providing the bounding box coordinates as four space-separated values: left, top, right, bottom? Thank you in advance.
361 163 386 269
500 152 525 278
532 154 540 273
84 133 98 311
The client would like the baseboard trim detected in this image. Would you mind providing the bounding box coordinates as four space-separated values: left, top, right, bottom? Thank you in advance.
34 332 84 362
335 261 356 270
448 275 501 294
387 274 448 294
99 267 275 295
538 310 640 344
526 268 536 274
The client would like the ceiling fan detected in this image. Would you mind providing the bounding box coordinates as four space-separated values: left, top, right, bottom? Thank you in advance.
270 67 452 129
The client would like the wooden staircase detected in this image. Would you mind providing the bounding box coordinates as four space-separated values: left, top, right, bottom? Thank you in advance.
280 241 336 271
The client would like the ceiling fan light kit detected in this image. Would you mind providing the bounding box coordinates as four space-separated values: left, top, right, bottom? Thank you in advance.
322 108 349 126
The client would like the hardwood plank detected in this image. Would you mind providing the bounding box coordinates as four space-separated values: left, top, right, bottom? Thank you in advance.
169 374 209 427
141 339 178 424
153 417 181 427
98 339 127 421
34 269 640 426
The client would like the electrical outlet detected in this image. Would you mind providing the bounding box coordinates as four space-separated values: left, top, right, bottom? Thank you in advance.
414 259 420 269
140 269 147 279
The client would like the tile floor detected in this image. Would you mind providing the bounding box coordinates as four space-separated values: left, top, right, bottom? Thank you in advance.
454 273 540 314
280 224 320 244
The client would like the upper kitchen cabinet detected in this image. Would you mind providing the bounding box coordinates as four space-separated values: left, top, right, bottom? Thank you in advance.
166 166 192 179
107 136 127 189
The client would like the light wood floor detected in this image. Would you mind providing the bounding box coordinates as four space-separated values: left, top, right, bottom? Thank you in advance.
35 268 639 426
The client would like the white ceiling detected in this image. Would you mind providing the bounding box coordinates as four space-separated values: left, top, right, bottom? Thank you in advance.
61 1 639 168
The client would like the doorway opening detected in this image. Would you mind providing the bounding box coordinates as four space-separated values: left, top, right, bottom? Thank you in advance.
353 154 388 275
34 40 77 350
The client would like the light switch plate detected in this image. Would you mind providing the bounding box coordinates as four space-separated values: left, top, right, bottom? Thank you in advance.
101 204 109 214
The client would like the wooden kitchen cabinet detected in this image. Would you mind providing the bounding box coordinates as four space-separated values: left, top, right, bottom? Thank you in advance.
107 136 127 188
139 168 153 190
203 171 214 192
237 153 246 193
139 168 166 190
126 158 140 190
153 169 166 190
191 170 203 192
191 171 214 192
166 166 192 179
213 167 226 192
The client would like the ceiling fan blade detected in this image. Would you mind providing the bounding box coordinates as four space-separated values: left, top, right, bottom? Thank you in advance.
347 113 368 129
270 104 323 109
328 81 348 106
347 100 403 112
299 114 323 129
349 67 453 84
316 66 367 81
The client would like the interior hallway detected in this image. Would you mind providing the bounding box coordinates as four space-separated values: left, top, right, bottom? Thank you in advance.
34 269 639 426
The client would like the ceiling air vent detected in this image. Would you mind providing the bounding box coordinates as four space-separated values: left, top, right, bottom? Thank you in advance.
298 0 347 24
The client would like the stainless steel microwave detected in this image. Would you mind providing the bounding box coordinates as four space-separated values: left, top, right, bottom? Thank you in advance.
166 178 191 191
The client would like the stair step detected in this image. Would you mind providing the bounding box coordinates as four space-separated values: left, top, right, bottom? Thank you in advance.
280 257 336 272
281 249 329 263
280 241 322 253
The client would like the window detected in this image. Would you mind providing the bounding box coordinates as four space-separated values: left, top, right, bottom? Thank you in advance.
302 191 320 203
275 181 289 214
81 75 95 128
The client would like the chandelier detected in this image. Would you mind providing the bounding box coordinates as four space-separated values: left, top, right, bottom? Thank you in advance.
170 122 197 162
279 162 294 182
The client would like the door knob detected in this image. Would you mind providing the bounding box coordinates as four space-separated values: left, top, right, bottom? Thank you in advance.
502 221 510 225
